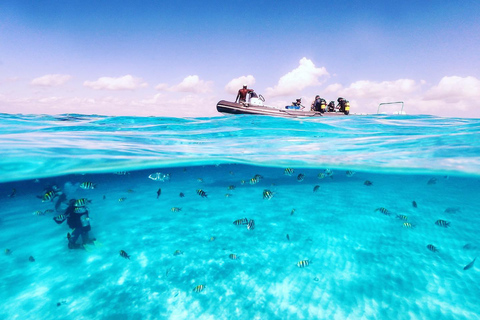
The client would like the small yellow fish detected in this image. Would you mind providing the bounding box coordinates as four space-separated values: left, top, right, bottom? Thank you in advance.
193 284 205 293
284 168 294 176
229 254 238 260
396 214 408 221
225 193 232 198
171 207 182 212
297 260 310 268
209 236 216 242
227 185 236 190
44 209 54 214
118 197 127 202
173 250 183 256
317 173 325 179
33 210 44 216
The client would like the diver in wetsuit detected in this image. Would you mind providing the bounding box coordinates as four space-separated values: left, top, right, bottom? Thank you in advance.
65 200 92 249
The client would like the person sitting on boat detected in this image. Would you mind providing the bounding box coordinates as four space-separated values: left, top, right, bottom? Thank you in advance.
337 97 347 112
311 95 320 111
235 84 254 103
292 98 305 109
311 95 327 112
327 101 335 112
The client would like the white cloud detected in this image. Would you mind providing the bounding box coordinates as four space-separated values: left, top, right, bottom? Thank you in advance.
424 76 480 102
156 75 213 94
83 75 148 90
265 57 329 97
224 75 256 94
327 79 420 99
31 74 72 86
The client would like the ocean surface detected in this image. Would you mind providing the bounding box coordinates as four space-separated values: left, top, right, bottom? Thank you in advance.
0 113 479 320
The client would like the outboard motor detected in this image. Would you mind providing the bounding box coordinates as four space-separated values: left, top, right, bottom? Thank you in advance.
328 101 335 112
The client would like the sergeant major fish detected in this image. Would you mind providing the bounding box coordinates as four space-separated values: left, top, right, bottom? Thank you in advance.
427 244 438 252
284 168 294 176
297 174 305 182
297 260 310 268
196 189 207 198
80 182 96 190
193 284 205 293
119 250 130 259
74 198 91 207
313 185 320 192
435 219 450 228
263 189 274 200
375 207 390 216
233 218 249 226
247 219 255 230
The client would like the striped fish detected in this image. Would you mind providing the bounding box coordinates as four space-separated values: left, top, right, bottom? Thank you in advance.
196 189 207 198
435 219 450 228
297 260 310 268
247 219 255 230
74 198 91 207
171 207 181 212
233 218 248 226
227 185 236 190
80 182 96 190
284 168 294 176
426 244 438 252
375 207 390 216
297 174 305 182
346 170 355 177
396 214 408 221
403 222 413 229
263 189 274 200
42 191 56 202
249 177 259 185
229 254 238 260
193 284 205 293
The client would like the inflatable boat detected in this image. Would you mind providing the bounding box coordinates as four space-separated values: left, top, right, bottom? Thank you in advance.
216 93 349 118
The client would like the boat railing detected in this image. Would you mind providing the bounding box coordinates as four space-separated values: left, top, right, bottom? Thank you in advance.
377 101 405 115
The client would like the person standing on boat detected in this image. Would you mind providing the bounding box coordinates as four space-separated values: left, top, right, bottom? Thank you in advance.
235 84 254 103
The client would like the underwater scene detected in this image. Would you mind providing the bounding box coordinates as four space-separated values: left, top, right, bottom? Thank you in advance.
0 114 479 320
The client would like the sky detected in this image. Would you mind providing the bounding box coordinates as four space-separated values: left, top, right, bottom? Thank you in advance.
1 0 479 118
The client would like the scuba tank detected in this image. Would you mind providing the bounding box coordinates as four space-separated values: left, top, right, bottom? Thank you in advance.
320 99 326 113
328 101 335 112
80 213 90 227
344 101 350 115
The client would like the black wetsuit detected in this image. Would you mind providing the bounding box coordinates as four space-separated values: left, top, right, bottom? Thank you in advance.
66 205 91 248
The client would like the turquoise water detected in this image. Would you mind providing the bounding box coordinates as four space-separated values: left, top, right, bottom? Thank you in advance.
0 113 479 319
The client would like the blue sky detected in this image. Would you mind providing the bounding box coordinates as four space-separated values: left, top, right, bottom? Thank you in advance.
1 1 479 117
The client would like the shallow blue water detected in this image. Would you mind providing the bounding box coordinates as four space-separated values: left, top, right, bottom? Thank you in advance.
0 113 479 319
